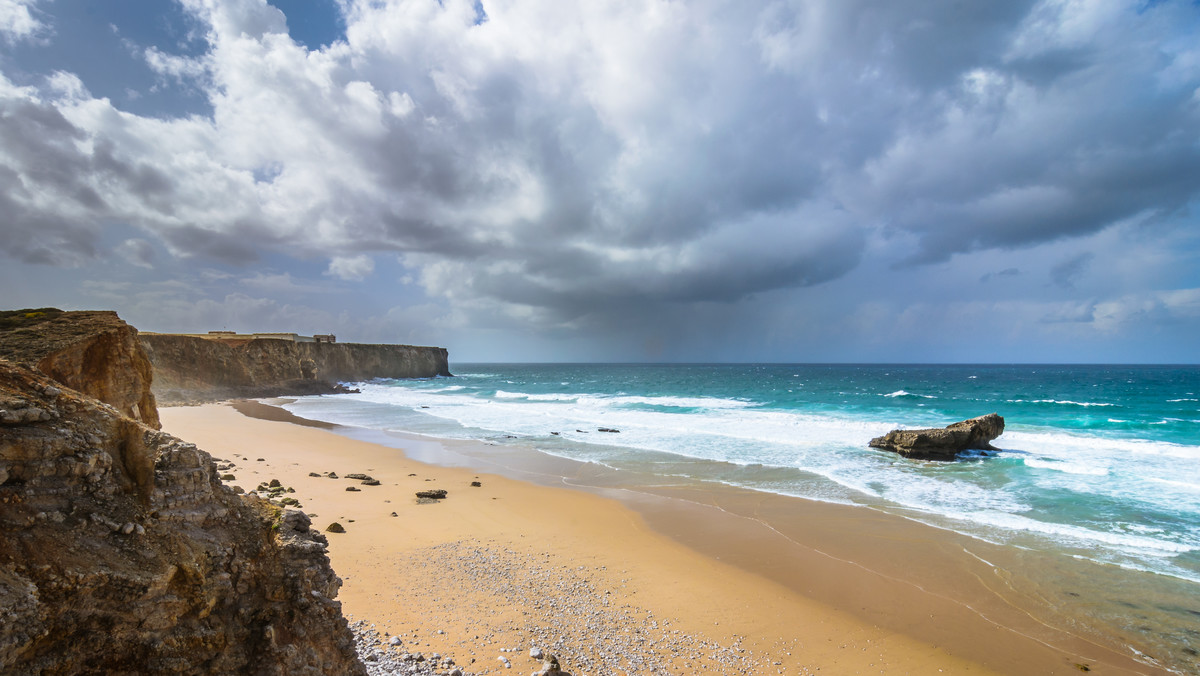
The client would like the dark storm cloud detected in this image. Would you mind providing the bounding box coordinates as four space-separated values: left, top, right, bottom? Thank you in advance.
1 0 1198 339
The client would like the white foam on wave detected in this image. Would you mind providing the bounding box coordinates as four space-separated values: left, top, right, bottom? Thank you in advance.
493 389 754 410
883 390 937 399
959 510 1196 556
1147 477 1200 492
1167 398 1198 402
606 394 757 409
1004 429 1200 460
298 378 1200 579
494 390 578 402
1022 457 1110 476
1006 399 1115 407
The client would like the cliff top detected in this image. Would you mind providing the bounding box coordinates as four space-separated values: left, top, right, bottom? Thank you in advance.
0 309 126 366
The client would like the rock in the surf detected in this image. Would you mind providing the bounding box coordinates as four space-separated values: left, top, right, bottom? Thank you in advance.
868 413 1004 460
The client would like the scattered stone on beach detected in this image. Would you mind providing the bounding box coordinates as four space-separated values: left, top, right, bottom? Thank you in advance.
598 427 619 433
868 413 1005 460
269 478 281 488
415 489 448 500
308 472 321 477
470 481 482 487
364 541 785 676
390 512 398 517
346 486 361 492
535 654 570 676
328 472 339 479
362 479 381 486
220 473 235 480
325 522 345 533
346 473 374 481
256 458 265 461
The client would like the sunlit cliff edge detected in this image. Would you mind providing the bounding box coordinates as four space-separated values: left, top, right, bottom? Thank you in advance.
140 331 451 404
0 309 368 674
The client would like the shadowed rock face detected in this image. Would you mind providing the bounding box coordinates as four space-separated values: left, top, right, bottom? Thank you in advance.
139 334 450 404
0 312 367 675
0 310 159 429
868 414 1005 460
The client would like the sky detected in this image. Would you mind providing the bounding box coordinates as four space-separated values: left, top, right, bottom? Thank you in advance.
1 0 1199 363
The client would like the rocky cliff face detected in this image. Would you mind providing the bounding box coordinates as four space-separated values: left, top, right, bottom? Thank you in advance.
140 334 451 404
0 310 159 429
0 317 366 674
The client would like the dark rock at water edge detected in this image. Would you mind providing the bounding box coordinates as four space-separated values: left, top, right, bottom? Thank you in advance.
868 413 1005 460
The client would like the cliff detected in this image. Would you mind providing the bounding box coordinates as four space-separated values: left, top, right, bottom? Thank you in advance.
0 313 367 675
0 310 159 429
140 334 451 404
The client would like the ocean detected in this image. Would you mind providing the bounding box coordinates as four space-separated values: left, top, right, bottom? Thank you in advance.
279 363 1200 670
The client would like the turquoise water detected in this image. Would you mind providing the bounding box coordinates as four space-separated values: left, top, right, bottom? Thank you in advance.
283 363 1200 587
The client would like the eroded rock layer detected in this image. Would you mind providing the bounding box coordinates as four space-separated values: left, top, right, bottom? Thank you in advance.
0 310 159 429
140 334 450 404
0 359 365 673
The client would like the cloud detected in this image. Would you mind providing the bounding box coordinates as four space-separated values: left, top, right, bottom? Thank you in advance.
0 0 1197 341
116 238 156 268
325 254 374 281
1050 251 1094 289
0 0 45 43
980 267 1021 283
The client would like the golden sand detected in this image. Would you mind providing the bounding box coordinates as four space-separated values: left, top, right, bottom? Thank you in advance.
160 403 1164 675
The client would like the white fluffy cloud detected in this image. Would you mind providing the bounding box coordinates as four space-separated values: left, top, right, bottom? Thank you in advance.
325 254 375 281
0 0 43 42
1 0 1199 357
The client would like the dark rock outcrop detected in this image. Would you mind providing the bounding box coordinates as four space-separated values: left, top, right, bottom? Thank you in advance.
139 333 450 404
0 310 159 429
868 413 1005 460
0 312 367 674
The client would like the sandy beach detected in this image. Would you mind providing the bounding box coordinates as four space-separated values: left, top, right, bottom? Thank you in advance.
159 403 1170 676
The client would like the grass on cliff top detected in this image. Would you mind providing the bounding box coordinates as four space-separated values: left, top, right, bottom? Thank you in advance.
0 308 64 332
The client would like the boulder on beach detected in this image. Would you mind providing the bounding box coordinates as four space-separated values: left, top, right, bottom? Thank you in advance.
415 489 448 500
868 413 1005 460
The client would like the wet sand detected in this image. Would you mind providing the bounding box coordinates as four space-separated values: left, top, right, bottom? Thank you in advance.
160 403 1170 675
